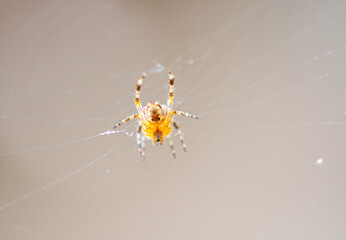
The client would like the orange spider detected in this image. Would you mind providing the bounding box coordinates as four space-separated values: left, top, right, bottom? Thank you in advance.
113 70 199 160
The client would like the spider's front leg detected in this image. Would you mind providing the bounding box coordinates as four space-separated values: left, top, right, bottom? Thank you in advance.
167 70 175 110
135 72 147 111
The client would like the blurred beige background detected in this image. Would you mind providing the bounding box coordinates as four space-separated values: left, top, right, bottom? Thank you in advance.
1 0 346 239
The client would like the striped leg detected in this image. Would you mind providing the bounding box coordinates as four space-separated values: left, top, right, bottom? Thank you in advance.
167 70 175 109
135 72 147 109
137 124 143 157
173 121 186 152
167 135 176 158
113 114 138 129
141 133 146 161
173 110 199 119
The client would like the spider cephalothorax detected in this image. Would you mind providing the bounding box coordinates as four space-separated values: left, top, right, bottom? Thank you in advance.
113 70 199 160
143 102 166 122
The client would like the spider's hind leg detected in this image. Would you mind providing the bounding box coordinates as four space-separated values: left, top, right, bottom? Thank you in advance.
167 135 176 158
137 124 145 160
136 124 142 156
172 120 186 152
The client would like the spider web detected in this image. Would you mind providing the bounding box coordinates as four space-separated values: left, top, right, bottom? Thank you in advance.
1 0 346 239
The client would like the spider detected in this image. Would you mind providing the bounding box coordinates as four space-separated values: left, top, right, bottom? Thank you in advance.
113 70 199 160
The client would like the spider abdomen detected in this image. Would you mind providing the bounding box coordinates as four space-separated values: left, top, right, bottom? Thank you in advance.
141 119 172 144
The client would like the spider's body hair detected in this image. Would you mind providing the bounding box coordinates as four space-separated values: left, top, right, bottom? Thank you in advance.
141 102 172 144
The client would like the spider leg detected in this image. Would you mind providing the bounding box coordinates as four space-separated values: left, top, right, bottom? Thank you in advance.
173 110 199 119
141 133 146 161
167 70 175 110
172 120 186 152
137 124 143 158
167 135 176 158
113 114 138 129
135 72 147 116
